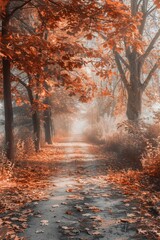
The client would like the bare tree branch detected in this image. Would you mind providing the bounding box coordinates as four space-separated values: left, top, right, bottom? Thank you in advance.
47 0 61 7
137 0 143 9
141 29 160 64
117 53 130 69
139 13 147 35
8 0 32 18
18 79 28 89
142 59 159 91
138 0 149 35
15 16 35 34
11 72 28 88
147 6 157 16
98 32 130 71
113 50 129 90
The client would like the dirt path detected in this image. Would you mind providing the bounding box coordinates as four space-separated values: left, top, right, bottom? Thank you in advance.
19 141 146 240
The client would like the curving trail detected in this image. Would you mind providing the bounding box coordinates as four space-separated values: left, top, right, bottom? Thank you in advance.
20 141 145 240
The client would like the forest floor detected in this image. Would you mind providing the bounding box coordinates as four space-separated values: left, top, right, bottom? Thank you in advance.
0 138 159 240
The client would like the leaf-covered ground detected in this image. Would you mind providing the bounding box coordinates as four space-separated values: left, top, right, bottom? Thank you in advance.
107 170 160 240
0 140 159 240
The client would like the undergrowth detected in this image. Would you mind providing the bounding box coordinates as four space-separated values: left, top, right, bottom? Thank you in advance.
104 118 160 173
105 117 160 239
142 137 160 180
0 136 35 181
0 151 14 180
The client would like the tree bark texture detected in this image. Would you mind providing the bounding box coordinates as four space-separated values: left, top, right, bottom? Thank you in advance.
44 108 53 144
126 87 142 121
27 87 41 151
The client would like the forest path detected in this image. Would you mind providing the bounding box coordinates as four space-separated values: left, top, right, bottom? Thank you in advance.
20 140 145 240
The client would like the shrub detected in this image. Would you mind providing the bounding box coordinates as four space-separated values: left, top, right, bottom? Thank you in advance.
15 136 35 161
104 132 144 170
104 118 160 172
104 121 149 170
142 137 160 178
15 127 35 160
0 150 14 180
143 122 160 146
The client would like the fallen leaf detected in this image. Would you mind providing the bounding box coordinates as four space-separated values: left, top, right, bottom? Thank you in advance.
61 202 67 205
66 189 74 193
67 195 84 200
65 210 73 215
35 229 44 234
40 220 49 226
82 213 92 217
52 204 59 208
88 206 102 212
61 226 69 230
127 213 136 218
75 205 83 212
92 231 102 236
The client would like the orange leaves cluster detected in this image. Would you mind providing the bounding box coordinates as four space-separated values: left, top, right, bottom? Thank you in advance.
94 0 142 51
0 0 8 12
154 0 160 8
0 0 145 110
101 88 111 97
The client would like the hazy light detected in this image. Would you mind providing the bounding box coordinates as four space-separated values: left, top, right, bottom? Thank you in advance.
71 118 88 134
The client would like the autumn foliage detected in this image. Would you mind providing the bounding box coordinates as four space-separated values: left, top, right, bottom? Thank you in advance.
0 1 159 239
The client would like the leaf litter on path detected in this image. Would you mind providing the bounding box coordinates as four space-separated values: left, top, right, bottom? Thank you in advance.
1 142 157 240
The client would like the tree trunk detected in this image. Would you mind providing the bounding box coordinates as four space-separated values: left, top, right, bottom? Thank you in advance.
32 111 41 152
2 13 14 161
44 108 53 144
126 87 142 122
43 82 53 144
2 58 15 160
126 51 142 122
27 87 41 151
